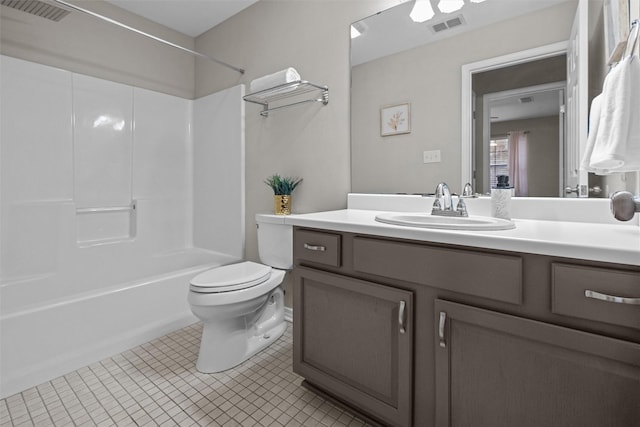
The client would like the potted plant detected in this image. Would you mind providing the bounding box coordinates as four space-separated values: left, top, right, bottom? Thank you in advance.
264 174 302 215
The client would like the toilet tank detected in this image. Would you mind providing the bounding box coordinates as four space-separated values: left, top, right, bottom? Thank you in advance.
255 214 293 270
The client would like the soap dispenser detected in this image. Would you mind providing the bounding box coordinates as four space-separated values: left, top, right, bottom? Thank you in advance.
491 175 512 220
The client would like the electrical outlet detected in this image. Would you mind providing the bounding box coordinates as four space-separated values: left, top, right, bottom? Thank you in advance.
423 150 441 163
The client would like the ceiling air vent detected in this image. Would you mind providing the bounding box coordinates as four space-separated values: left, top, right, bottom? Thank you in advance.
430 14 465 33
432 22 448 32
446 16 463 28
1 0 70 22
519 96 534 103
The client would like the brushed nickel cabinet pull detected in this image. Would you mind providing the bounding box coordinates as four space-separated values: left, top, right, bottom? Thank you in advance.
399 301 406 334
438 312 447 348
585 290 640 305
303 243 326 252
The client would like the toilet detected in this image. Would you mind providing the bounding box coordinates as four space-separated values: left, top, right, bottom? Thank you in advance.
188 214 292 373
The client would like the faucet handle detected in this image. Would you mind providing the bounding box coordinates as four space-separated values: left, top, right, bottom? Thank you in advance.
456 198 468 217
460 182 476 198
431 198 442 213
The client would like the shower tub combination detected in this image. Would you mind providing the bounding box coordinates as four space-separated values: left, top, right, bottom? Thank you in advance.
0 55 245 398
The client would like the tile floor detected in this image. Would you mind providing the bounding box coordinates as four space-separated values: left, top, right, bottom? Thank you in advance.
0 323 369 427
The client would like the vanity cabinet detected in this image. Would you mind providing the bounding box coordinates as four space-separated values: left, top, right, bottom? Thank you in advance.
293 266 414 427
434 299 640 427
292 227 640 427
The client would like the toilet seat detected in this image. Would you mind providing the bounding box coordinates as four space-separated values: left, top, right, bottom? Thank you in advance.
190 261 272 293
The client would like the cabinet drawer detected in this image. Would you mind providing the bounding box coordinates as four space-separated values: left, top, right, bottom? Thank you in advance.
552 263 640 330
353 237 522 304
294 229 341 267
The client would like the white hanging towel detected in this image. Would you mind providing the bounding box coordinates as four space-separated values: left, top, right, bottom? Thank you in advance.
249 67 301 93
581 94 613 174
586 55 640 172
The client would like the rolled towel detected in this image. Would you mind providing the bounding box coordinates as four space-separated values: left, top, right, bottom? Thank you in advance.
250 67 300 93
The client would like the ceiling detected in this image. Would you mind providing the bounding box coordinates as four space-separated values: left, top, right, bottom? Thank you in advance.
104 0 259 37
490 88 562 123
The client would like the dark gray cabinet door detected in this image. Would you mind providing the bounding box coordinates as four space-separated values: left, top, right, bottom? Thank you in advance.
294 266 414 427
434 299 640 427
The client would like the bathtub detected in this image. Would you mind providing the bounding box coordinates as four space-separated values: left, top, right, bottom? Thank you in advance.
0 248 239 399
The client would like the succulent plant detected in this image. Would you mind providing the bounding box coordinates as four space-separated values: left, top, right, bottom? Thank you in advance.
264 174 303 195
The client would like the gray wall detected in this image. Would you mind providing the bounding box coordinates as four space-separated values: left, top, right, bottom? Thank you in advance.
193 0 398 275
350 1 578 195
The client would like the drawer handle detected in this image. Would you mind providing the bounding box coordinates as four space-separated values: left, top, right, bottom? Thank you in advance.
438 312 447 348
399 300 407 334
585 290 640 305
303 243 326 252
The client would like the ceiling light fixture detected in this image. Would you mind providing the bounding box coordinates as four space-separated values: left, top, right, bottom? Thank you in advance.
438 0 464 14
410 0 435 23
470 0 487 3
351 20 367 38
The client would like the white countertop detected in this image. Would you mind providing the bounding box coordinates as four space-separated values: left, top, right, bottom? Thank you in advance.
279 206 640 267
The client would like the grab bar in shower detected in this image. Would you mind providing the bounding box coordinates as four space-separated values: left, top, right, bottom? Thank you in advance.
76 202 136 214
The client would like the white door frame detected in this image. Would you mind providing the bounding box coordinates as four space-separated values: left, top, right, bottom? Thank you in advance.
481 81 567 194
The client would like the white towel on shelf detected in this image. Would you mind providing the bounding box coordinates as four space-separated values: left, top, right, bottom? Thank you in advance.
587 55 640 173
249 67 301 93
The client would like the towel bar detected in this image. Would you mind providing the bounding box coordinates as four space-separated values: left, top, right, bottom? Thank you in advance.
243 80 329 117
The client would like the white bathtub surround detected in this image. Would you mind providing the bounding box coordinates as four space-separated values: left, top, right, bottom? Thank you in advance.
0 56 245 398
279 194 640 267
193 85 245 259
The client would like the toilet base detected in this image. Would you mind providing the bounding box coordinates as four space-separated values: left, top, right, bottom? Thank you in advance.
195 286 286 374
245 320 287 363
195 320 287 374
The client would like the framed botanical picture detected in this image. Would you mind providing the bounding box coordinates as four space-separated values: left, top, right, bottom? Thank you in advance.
380 103 411 136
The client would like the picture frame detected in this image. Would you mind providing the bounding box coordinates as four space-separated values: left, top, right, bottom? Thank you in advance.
380 103 411 136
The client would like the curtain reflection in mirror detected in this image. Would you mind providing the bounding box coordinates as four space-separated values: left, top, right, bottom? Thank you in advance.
508 131 529 196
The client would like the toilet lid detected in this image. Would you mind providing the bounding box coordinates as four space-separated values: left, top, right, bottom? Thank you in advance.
190 261 272 293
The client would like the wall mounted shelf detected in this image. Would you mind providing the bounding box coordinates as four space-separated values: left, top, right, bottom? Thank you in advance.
243 80 329 117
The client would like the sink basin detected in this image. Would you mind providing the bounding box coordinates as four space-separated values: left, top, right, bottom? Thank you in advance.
375 212 515 231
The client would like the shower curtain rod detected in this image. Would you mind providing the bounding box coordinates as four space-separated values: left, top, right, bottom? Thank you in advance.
53 0 245 74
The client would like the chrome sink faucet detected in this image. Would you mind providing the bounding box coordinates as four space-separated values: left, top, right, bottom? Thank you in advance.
434 182 453 211
431 182 469 217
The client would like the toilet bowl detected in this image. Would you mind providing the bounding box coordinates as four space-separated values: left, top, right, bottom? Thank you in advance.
188 214 292 373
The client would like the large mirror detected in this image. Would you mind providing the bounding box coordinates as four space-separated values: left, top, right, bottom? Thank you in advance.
351 0 636 197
